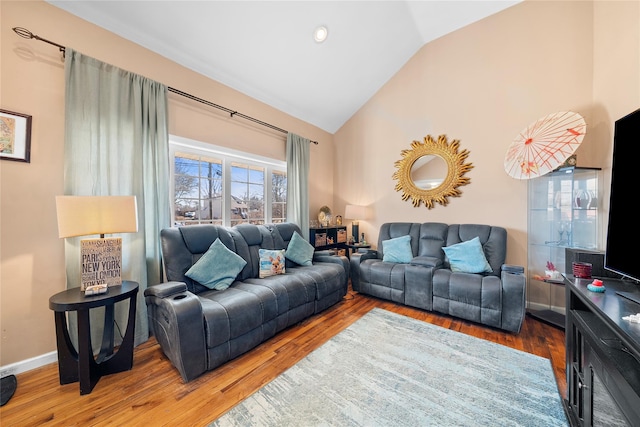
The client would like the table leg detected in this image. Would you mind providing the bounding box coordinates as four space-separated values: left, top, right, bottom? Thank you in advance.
77 308 100 395
100 290 137 375
77 297 135 394
97 304 115 363
53 312 78 385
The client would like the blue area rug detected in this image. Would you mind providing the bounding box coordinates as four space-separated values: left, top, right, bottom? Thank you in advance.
210 308 567 426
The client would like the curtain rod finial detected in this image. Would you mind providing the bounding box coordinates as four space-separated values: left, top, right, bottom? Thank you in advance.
13 27 34 39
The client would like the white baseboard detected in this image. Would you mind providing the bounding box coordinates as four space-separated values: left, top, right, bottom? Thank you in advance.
0 351 57 378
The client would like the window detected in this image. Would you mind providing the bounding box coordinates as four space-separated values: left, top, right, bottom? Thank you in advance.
170 136 286 227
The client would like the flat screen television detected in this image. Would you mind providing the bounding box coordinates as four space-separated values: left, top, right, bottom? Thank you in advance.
604 107 640 283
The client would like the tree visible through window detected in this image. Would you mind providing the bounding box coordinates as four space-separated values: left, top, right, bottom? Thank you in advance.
171 139 286 227
174 152 223 224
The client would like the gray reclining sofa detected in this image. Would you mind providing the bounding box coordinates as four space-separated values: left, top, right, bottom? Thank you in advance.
144 222 349 382
350 222 526 333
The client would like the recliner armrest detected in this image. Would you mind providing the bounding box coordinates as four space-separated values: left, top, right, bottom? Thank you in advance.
313 250 334 258
352 250 378 261
349 250 379 291
502 264 524 275
144 281 188 298
144 282 206 382
313 253 350 280
410 256 443 268
500 265 526 333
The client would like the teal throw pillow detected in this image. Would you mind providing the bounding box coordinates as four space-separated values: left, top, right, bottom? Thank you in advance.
259 248 286 278
442 236 493 274
185 238 247 291
382 235 413 264
285 231 314 266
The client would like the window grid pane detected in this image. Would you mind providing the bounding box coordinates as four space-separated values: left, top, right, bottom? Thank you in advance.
272 171 287 223
231 162 265 225
172 145 285 227
174 152 223 226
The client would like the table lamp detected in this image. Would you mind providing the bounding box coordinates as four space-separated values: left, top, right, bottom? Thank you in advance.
56 196 138 293
345 204 368 244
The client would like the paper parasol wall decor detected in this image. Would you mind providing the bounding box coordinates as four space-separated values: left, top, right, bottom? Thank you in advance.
504 111 586 179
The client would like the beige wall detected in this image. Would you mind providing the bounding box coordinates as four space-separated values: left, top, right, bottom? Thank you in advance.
334 1 639 310
1 0 638 370
0 0 334 368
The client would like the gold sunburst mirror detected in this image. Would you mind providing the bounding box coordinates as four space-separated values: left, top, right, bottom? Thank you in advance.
393 135 473 208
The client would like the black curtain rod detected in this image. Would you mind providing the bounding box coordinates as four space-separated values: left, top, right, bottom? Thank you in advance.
167 87 318 144
13 26 319 145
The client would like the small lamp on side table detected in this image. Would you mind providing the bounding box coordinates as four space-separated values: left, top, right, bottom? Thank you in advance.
345 204 368 244
56 196 138 294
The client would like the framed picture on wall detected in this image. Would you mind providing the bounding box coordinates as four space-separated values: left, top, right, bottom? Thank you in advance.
0 109 32 163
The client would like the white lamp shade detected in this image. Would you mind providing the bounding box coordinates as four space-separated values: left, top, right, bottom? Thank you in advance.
344 204 368 220
56 196 138 238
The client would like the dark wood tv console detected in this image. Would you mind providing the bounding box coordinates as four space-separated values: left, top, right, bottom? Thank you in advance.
564 276 640 426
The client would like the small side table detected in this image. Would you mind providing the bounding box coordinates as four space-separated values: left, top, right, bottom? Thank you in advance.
49 281 138 395
345 243 372 259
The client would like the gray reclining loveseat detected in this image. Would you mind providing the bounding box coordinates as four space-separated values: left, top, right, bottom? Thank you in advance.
144 222 349 382
350 222 525 333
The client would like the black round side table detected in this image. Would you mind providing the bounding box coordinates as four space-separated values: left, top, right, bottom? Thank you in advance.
49 281 138 395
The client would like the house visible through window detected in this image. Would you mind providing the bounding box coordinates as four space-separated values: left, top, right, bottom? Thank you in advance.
170 136 286 227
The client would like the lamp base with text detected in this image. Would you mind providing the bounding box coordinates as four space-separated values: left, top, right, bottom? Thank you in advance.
81 237 122 291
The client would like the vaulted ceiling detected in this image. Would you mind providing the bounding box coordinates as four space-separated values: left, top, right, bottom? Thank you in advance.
48 1 521 133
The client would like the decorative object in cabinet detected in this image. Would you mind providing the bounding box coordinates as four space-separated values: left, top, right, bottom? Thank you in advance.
317 206 332 227
309 226 348 255
527 167 602 329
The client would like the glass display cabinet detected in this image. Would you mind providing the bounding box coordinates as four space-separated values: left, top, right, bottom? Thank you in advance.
527 167 601 328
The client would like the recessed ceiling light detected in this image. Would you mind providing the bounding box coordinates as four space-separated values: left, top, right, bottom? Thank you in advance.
314 26 328 43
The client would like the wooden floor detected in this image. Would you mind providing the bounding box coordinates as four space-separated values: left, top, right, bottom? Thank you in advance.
0 288 566 426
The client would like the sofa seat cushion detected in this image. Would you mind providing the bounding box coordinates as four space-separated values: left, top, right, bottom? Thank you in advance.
432 269 502 328
206 326 266 372
198 284 280 348
235 275 315 332
242 273 317 312
287 262 347 300
358 259 406 303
